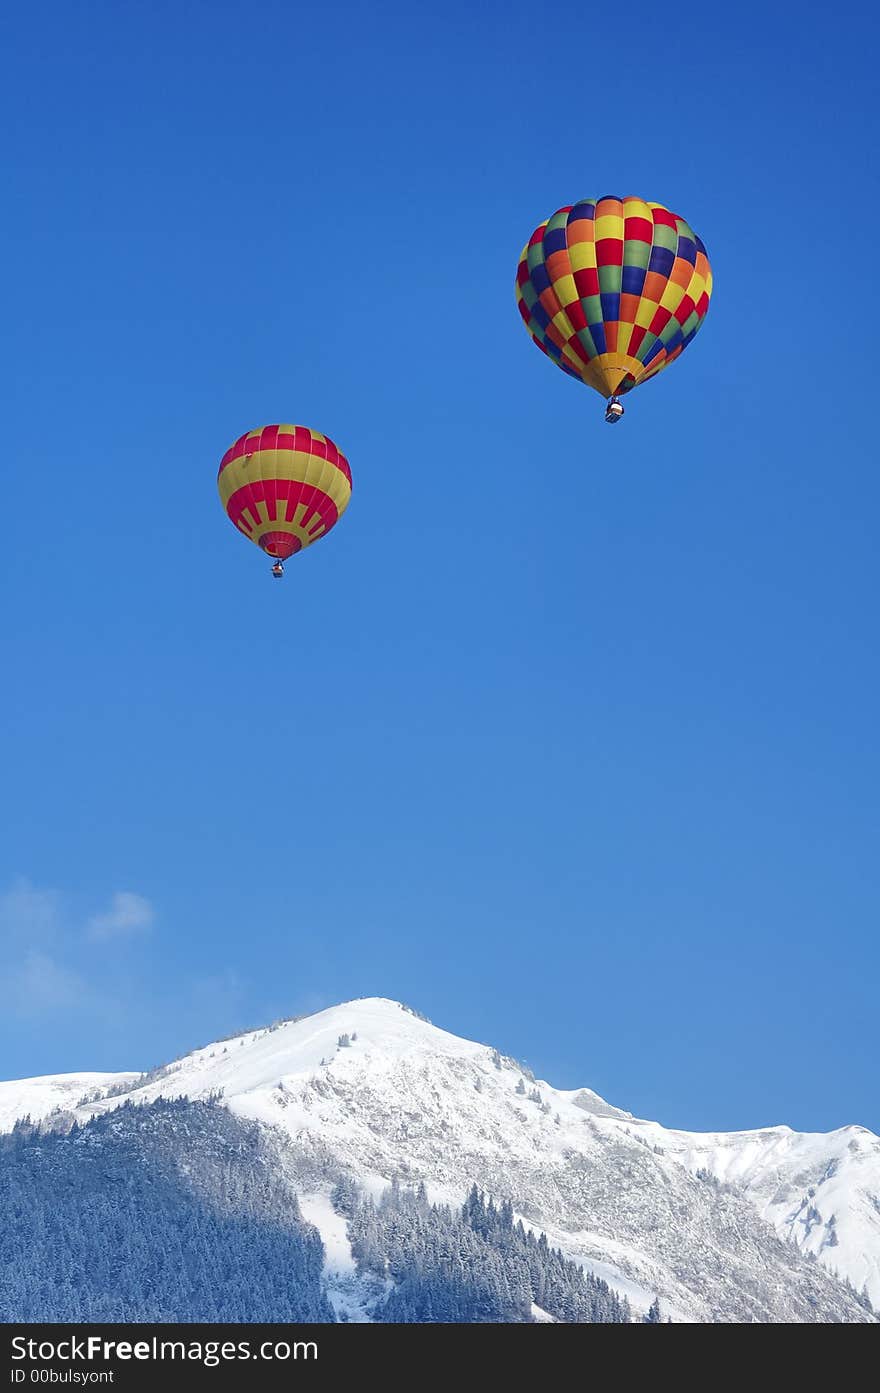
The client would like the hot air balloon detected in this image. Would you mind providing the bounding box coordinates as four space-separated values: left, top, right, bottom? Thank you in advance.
515 196 712 423
218 423 352 577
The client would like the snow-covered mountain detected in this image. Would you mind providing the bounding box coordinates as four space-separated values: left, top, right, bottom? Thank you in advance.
2 998 877 1321
623 1115 880 1306
0 1071 138 1133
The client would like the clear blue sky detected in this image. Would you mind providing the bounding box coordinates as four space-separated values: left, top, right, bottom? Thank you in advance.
1 1 877 1133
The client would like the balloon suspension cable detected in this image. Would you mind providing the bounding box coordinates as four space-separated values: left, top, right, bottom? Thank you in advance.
271 560 285 579
605 396 624 424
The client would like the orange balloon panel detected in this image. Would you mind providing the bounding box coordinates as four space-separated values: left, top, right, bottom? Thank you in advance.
218 424 352 561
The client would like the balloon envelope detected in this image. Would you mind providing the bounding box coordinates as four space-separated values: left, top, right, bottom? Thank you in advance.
218 423 352 562
516 196 712 402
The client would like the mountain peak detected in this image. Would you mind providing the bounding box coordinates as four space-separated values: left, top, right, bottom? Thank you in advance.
1 997 878 1318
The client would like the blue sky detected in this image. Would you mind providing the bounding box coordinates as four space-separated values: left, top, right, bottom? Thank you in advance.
1 1 877 1133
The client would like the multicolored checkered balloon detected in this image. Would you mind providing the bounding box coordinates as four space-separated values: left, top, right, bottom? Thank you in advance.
516 196 712 414
218 424 352 573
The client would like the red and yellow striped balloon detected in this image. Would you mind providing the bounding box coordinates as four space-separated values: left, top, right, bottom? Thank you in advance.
218 423 352 565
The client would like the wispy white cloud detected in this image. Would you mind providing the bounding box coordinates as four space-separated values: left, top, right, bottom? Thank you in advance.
10 951 90 1017
86 891 154 943
1 879 157 1028
0 878 62 948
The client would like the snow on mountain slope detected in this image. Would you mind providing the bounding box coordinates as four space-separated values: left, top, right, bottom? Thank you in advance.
299 1192 375 1320
0 1071 137 1132
625 1117 880 1306
298 1191 382 1322
39 997 876 1322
